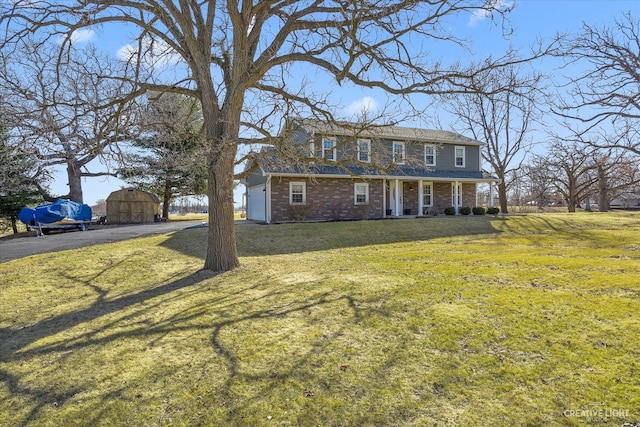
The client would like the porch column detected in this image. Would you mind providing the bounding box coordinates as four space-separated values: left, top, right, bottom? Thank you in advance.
418 179 424 216
454 180 460 214
394 179 400 216
265 176 272 224
489 182 495 208
383 179 387 218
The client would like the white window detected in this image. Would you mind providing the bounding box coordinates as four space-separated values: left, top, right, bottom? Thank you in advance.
354 183 369 205
393 141 405 165
451 183 462 206
455 146 465 167
322 138 336 161
425 144 436 166
357 139 371 163
309 141 315 157
422 182 433 206
290 181 306 205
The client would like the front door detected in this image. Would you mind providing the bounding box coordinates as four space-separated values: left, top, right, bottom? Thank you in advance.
389 180 403 216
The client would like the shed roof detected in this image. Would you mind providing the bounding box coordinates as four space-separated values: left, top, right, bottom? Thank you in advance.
106 188 161 202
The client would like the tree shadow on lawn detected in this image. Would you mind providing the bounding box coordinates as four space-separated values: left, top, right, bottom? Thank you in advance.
162 216 504 259
1 259 415 425
496 214 634 248
0 267 218 424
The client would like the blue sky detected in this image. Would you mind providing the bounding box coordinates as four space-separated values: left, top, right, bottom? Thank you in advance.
44 0 637 207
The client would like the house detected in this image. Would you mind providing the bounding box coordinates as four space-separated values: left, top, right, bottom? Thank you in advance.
243 119 499 223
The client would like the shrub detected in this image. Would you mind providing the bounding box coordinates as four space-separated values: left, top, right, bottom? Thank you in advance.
422 207 438 216
444 206 456 216
358 204 370 220
472 207 486 215
329 202 346 221
459 206 471 215
288 204 314 221
487 207 500 215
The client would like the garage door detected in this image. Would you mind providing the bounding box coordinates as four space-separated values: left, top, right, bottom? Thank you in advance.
247 185 266 221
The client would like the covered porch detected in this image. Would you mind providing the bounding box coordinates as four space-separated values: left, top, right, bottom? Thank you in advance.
383 178 497 217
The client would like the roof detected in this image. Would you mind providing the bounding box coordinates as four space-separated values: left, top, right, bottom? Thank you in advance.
291 118 484 146
250 149 498 182
106 187 161 202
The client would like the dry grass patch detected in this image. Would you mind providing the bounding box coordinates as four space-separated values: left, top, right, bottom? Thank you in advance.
1 213 639 426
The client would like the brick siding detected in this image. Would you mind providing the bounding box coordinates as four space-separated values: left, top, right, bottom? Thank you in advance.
432 182 477 213
270 177 477 221
270 177 384 222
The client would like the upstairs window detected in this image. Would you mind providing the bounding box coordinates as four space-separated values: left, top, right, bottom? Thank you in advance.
357 139 371 163
309 141 315 157
393 141 405 165
425 144 436 166
290 182 306 205
455 146 465 167
322 138 336 161
354 183 369 205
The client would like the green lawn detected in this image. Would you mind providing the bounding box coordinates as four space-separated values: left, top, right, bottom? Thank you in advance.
1 213 639 426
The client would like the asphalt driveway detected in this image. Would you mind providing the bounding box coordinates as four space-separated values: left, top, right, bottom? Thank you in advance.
0 221 207 263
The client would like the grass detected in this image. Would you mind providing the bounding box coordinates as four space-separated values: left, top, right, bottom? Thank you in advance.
1 212 639 426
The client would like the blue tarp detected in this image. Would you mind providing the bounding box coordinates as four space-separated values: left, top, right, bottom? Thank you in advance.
18 199 92 225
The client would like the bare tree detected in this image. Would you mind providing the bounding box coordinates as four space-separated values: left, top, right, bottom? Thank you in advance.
444 64 545 213
528 138 640 212
521 158 559 209
531 140 600 212
2 1 555 272
556 11 640 154
0 40 135 203
594 152 640 211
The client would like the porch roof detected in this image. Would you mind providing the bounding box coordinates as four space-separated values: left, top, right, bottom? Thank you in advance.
253 154 498 182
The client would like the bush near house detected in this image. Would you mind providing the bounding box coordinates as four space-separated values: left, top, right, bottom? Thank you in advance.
487 207 500 215
288 203 315 222
472 207 486 215
459 206 472 215
444 206 456 215
422 207 439 216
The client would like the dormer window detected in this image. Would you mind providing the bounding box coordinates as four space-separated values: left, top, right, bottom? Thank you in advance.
322 138 337 161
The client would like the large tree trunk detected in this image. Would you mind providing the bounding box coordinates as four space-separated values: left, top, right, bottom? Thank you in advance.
598 164 608 212
11 216 18 234
67 162 84 203
200 93 240 272
567 181 577 212
204 141 239 272
497 179 509 214
162 180 171 220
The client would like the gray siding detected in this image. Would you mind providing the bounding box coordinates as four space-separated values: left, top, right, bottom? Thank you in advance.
245 168 268 187
310 135 482 172
436 144 480 172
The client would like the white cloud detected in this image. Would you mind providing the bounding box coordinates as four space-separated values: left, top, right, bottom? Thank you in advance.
56 29 96 45
345 96 379 117
468 0 512 27
117 36 182 69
